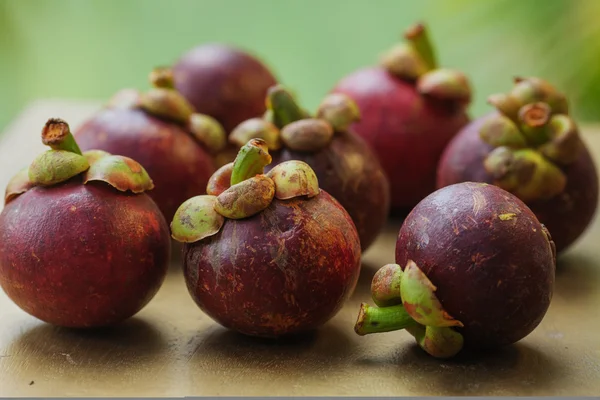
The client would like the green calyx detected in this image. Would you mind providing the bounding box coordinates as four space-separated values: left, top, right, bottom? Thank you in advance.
5 167 35 205
188 113 227 154
83 154 154 193
171 195 225 243
6 119 155 203
354 260 465 359
170 138 322 243
316 93 361 132
371 263 404 307
483 147 566 202
130 68 226 152
29 150 89 186
28 118 89 186
266 160 320 200
280 119 334 152
229 84 356 157
230 118 282 151
481 77 581 202
379 22 472 105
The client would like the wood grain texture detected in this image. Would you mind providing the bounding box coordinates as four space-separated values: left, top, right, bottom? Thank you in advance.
0 102 599 396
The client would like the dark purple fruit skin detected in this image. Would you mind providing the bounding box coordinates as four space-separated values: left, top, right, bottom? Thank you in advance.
437 113 599 253
268 131 390 251
75 107 215 222
183 190 361 338
331 67 469 214
0 179 170 328
173 44 278 133
395 182 555 349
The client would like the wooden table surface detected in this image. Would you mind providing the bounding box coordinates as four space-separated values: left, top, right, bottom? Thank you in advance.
0 101 599 397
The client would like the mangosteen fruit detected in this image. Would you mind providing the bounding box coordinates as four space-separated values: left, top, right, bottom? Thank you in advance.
331 23 471 215
437 77 598 253
171 139 361 337
0 119 170 328
227 85 390 251
75 69 226 222
171 44 278 134
355 182 556 358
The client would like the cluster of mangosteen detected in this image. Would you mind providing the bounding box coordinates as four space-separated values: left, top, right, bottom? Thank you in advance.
0 22 596 360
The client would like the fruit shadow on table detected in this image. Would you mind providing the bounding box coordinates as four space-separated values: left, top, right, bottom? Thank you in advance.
6 318 167 374
185 322 353 376
354 340 562 395
555 244 600 300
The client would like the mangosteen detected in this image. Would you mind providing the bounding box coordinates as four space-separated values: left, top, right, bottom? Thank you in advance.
227 85 390 251
75 69 226 222
330 23 471 215
437 77 598 253
0 119 170 328
171 139 361 337
354 182 556 358
171 43 278 134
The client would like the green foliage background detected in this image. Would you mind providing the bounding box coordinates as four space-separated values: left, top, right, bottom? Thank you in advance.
1 0 598 131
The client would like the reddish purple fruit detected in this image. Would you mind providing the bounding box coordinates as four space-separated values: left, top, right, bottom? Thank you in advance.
228 85 390 250
331 23 471 214
171 139 361 337
437 77 599 253
75 71 226 221
354 182 556 358
0 119 170 328
172 44 278 134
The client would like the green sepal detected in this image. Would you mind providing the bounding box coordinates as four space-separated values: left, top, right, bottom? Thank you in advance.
170 195 225 243
400 260 464 328
84 155 154 193
28 150 90 187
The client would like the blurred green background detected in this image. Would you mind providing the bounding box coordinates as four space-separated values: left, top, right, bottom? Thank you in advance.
1 0 599 132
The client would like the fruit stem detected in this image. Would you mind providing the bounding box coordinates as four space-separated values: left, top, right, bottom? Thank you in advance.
230 139 273 186
267 85 306 129
404 23 437 70
41 118 82 155
354 303 419 336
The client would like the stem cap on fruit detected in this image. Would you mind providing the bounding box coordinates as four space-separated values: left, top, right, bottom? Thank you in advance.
417 69 472 103
280 119 334 152
188 113 227 154
400 260 463 328
84 155 154 193
171 195 225 242
316 93 361 132
5 167 34 205
371 263 404 307
138 88 195 124
230 118 282 151
28 150 90 186
206 162 234 196
267 160 320 200
214 175 275 219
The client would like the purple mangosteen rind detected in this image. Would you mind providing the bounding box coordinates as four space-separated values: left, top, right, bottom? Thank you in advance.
172 137 362 337
170 138 320 244
224 84 390 251
6 119 154 205
355 182 557 359
437 77 598 253
0 118 171 328
330 23 472 213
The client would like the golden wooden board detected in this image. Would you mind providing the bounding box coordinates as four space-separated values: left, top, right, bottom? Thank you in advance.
0 102 598 396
